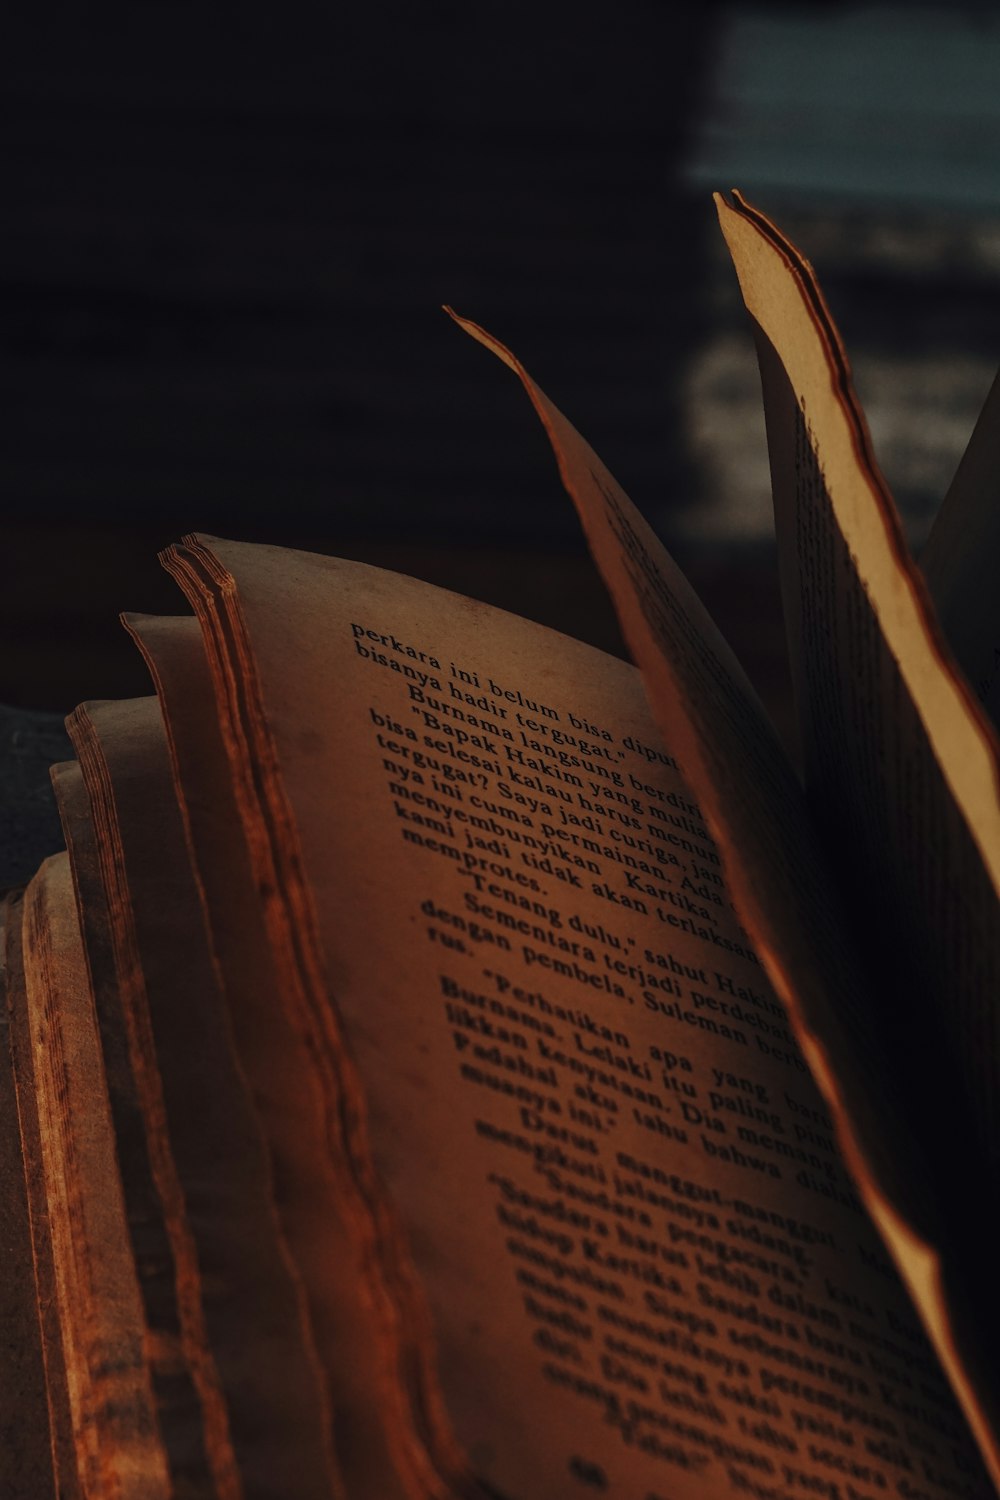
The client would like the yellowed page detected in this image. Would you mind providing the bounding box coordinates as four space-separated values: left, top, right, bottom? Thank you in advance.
448 308 926 1211
922 368 1000 725
716 196 1000 1150
449 305 1000 1489
16 854 170 1499
713 193 1000 1482
164 538 990 1500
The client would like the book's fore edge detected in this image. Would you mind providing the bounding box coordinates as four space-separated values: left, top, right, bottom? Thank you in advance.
112 618 349 1500
0 889 63 1500
49 754 226 1495
450 304 1000 1494
715 190 1000 1491
8 871 94 1498
65 704 245 1500
161 536 501 1500
18 855 172 1499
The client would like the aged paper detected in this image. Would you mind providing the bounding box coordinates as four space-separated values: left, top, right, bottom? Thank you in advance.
716 193 1000 1155
715 192 1000 1483
163 540 988 1500
448 307 925 1221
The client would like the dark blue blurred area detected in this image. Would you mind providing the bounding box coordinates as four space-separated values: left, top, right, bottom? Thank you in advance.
3 1 1000 719
1 3 712 538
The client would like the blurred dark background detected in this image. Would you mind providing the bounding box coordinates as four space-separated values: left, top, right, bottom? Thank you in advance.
5 0 1000 877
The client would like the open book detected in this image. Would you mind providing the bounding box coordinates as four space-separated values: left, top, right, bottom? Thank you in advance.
3 192 1000 1500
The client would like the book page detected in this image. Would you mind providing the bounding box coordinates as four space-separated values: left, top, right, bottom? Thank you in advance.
449 306 1000 1486
448 310 932 1222
921 368 1000 727
714 193 1000 1483
163 538 990 1500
